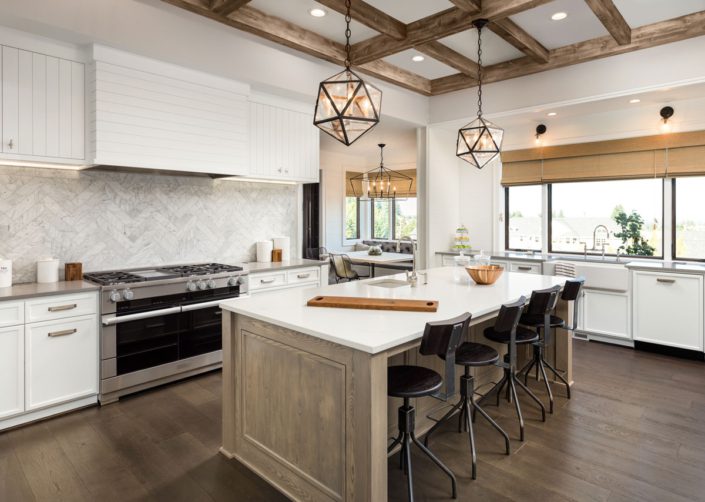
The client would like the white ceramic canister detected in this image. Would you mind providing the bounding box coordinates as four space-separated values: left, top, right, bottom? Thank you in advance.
37 257 60 283
0 259 12 288
272 236 290 261
256 241 273 263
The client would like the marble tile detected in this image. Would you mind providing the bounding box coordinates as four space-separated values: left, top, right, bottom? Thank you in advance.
0 166 298 283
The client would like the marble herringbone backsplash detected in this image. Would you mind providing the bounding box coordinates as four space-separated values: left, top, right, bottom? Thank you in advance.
0 166 299 284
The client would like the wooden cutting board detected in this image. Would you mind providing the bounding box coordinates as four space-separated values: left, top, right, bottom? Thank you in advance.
307 296 439 312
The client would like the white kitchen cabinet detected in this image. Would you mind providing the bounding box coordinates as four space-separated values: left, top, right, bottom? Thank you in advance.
0 300 24 328
249 99 320 182
250 266 325 294
0 325 24 419
1 45 84 162
25 314 98 411
633 271 704 351
578 289 630 340
509 261 542 274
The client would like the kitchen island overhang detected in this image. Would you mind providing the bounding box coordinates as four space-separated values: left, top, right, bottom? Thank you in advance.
219 267 571 501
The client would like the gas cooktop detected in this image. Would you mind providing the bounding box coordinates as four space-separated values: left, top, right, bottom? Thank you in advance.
84 263 245 286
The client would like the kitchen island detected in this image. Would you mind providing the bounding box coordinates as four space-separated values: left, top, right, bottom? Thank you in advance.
219 267 570 501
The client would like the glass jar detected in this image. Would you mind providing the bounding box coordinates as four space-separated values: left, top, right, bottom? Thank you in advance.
453 253 471 283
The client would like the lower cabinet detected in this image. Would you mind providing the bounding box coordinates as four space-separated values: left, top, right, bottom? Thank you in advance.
250 266 324 294
0 325 24 419
578 289 630 340
25 314 98 410
633 271 704 351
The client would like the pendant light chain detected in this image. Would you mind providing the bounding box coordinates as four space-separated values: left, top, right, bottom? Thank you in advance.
344 0 352 69
476 23 483 118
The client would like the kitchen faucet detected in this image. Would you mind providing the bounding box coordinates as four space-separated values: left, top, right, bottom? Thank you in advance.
592 225 610 251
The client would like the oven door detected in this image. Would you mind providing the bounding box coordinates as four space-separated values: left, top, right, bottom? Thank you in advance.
180 296 243 358
102 307 184 375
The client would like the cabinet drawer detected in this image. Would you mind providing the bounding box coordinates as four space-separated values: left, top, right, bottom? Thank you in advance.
509 262 541 274
25 314 98 410
0 300 24 328
25 292 97 323
287 267 320 285
250 272 287 291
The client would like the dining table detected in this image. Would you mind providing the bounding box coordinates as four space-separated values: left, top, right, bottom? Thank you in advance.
342 250 414 277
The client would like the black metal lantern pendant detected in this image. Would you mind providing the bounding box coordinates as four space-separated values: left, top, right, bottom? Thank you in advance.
457 19 504 169
314 0 382 146
349 144 412 200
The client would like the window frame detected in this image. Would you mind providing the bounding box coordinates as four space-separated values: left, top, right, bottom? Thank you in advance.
671 178 705 262
371 199 394 240
547 179 665 259
504 185 543 252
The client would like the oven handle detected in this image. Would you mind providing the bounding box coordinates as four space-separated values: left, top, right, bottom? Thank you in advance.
181 295 250 312
101 306 182 326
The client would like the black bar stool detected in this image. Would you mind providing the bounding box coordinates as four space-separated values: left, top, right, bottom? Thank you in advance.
483 296 546 442
519 278 585 412
387 314 468 501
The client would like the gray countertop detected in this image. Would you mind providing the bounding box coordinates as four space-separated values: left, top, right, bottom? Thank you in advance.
625 261 705 274
245 259 328 273
436 250 680 266
0 280 100 301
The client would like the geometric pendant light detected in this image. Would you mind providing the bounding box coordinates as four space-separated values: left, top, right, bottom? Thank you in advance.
313 0 382 146
349 144 413 200
456 19 504 169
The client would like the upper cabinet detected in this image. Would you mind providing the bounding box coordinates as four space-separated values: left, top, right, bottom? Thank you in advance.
89 46 249 176
0 45 85 163
249 95 320 183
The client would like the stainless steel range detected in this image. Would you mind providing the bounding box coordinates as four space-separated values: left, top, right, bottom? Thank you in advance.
84 263 249 404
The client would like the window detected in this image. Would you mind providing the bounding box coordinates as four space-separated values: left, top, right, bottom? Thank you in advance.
395 197 417 239
505 185 542 251
372 200 391 239
674 177 705 260
550 179 663 257
344 197 360 240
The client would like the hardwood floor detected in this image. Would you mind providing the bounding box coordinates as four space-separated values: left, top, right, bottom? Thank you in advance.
2 340 705 501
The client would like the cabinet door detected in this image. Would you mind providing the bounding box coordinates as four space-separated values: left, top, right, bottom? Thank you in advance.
581 289 630 339
509 261 541 274
26 314 98 410
0 325 24 419
633 272 703 351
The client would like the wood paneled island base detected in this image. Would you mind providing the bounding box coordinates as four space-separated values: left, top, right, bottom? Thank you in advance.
219 268 571 501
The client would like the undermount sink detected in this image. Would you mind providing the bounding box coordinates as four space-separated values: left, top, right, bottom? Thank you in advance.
368 279 410 289
570 261 629 291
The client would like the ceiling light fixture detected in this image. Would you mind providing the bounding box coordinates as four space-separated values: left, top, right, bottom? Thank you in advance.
535 124 547 145
313 0 382 146
309 8 326 17
660 106 674 133
551 12 568 21
629 98 641 104
412 55 425 62
547 112 557 117
349 144 412 200
456 19 503 169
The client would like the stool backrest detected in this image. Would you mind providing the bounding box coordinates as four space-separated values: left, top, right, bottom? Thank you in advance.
493 296 527 369
525 285 562 316
420 312 471 399
330 254 355 280
561 277 585 331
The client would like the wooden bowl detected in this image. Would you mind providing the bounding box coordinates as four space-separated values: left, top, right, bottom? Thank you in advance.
466 265 504 285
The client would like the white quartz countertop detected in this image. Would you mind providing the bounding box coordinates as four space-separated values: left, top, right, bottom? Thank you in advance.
244 259 327 273
220 267 565 354
0 280 99 301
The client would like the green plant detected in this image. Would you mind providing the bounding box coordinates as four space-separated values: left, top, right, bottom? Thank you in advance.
612 210 655 256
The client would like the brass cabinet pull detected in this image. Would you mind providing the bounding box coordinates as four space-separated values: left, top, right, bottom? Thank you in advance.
517 266 532 271
656 278 676 284
48 303 78 312
297 273 311 279
260 278 276 284
48 328 77 338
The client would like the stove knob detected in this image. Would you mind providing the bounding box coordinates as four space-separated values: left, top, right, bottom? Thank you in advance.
206 279 216 289
122 288 134 301
197 280 207 290
186 280 197 292
109 289 122 303
228 276 241 286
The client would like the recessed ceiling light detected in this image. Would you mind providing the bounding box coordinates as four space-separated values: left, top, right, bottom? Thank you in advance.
629 98 641 104
412 55 425 62
547 112 557 117
551 12 568 21
309 8 326 17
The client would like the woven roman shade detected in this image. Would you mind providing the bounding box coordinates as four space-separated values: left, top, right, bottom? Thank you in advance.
345 169 417 197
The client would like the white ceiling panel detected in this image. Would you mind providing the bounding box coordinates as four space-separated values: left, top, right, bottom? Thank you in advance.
383 49 457 79
365 0 454 24
510 0 609 49
613 0 705 28
250 0 378 44
439 30 525 66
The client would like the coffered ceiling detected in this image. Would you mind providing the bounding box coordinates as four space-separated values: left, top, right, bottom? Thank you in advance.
162 0 705 96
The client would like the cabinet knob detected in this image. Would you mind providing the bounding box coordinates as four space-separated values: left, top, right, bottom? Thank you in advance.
8 139 13 150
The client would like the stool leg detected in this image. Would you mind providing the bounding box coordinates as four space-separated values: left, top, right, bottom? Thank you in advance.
424 399 463 447
403 434 414 501
508 375 525 441
543 359 571 399
473 400 511 455
463 401 477 480
388 432 403 453
537 358 554 414
514 376 547 422
411 432 457 499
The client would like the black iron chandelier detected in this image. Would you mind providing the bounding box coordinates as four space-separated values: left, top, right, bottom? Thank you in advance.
456 19 504 169
313 0 382 146
349 144 412 200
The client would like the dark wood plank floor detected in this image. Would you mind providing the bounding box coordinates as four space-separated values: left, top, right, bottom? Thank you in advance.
2 340 705 501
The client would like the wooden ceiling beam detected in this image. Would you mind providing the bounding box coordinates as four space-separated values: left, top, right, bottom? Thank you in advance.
211 0 252 16
161 0 431 95
488 18 549 62
351 0 553 65
431 10 705 94
314 0 406 40
448 0 481 14
584 0 632 45
415 41 479 78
